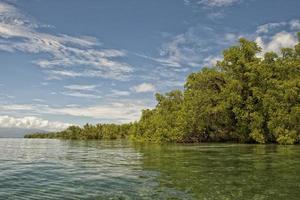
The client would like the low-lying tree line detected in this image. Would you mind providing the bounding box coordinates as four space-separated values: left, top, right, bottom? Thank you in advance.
25 123 132 140
25 34 300 144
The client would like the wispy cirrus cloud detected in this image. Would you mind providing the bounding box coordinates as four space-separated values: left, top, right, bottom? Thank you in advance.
50 101 149 123
64 84 97 92
154 26 237 70
62 84 101 99
183 0 240 8
0 2 132 80
183 0 241 20
155 17 300 73
33 98 45 103
108 90 131 97
132 26 235 92
0 101 152 123
198 0 240 7
157 34 201 68
256 22 287 34
256 19 300 34
61 91 102 99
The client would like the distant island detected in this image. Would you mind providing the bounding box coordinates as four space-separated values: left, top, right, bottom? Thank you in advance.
25 34 300 145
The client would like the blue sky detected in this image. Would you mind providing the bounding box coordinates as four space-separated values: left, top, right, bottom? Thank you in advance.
0 0 300 131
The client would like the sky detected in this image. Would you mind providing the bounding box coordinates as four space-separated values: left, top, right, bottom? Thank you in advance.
0 0 300 131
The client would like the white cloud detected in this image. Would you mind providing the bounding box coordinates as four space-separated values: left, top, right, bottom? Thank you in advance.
207 11 224 20
198 0 240 7
154 32 209 68
61 91 101 99
41 82 49 86
131 83 156 93
224 33 237 43
47 70 81 78
0 2 132 80
0 104 34 111
64 84 97 91
65 104 80 108
289 19 300 30
47 69 130 81
0 115 72 131
256 22 287 34
53 103 146 123
158 34 198 68
255 31 298 55
109 90 131 97
62 84 101 98
33 98 45 103
0 101 152 123
154 26 239 71
256 19 300 34
202 55 221 66
183 0 191 5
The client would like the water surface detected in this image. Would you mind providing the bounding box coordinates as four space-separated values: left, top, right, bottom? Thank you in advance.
0 139 300 199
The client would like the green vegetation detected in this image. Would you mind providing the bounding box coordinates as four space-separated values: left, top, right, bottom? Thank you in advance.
25 123 132 140
25 34 300 144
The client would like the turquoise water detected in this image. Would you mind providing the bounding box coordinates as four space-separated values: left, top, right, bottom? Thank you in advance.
0 139 300 199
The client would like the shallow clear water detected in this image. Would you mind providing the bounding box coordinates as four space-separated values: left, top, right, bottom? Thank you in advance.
0 139 300 200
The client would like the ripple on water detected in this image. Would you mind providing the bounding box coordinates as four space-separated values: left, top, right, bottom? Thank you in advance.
0 139 192 200
1 139 300 199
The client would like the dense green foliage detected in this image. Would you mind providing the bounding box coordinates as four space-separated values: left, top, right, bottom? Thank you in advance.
25 123 132 140
25 34 300 144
